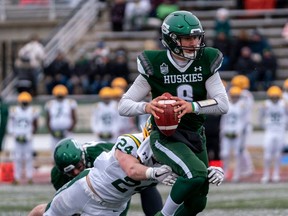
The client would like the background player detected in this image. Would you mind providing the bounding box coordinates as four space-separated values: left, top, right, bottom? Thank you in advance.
230 75 255 177
220 86 247 182
259 86 288 183
7 91 39 184
45 84 77 153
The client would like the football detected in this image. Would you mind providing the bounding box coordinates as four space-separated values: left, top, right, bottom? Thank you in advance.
154 92 179 136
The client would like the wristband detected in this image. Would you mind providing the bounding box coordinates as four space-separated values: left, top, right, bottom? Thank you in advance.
192 102 200 114
145 167 153 179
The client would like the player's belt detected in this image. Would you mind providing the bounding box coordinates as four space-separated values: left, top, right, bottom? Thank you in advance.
86 175 99 196
85 174 125 209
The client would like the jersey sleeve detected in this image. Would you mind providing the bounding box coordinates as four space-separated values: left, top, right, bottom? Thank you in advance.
114 134 142 158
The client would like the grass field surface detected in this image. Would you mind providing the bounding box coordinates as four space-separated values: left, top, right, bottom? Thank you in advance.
0 182 288 216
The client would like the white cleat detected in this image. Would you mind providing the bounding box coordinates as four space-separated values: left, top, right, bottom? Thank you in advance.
261 176 269 184
272 176 280 183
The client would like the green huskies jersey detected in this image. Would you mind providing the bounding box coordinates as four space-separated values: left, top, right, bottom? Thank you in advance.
138 47 223 131
0 99 9 151
51 141 113 190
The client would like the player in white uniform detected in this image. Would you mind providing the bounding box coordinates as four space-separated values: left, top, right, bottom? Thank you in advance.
259 86 288 183
282 78 288 101
7 92 39 184
220 86 248 182
91 87 121 142
43 132 177 216
43 130 224 215
231 75 255 177
45 85 77 152
111 77 137 136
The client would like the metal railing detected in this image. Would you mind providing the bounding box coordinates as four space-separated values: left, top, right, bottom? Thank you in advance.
44 0 99 66
0 0 82 21
0 0 100 97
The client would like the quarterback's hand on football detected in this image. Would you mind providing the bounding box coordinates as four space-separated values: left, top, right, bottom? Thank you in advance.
146 165 178 186
207 166 224 186
145 95 167 119
171 96 193 118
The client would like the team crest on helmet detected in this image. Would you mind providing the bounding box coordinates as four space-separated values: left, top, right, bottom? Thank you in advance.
160 63 169 75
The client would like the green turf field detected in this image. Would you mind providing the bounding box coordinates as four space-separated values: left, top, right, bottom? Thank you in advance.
1 182 288 216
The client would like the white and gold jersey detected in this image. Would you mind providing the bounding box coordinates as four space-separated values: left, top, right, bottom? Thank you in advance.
91 100 120 142
89 133 157 205
8 106 39 139
45 98 77 131
220 99 247 136
260 99 287 132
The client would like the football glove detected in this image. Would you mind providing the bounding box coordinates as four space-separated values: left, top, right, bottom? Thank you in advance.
207 166 224 186
146 165 178 186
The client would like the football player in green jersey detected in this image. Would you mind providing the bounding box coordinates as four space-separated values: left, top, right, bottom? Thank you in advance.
118 10 229 215
0 97 9 151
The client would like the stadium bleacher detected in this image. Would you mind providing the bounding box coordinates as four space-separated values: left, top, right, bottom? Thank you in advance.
0 0 288 96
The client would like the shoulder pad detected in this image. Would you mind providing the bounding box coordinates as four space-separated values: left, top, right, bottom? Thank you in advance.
203 47 223 74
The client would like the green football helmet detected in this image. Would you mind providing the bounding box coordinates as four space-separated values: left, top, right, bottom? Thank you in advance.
161 10 205 60
54 138 85 174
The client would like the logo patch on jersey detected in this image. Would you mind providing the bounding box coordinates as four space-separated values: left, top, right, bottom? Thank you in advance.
160 63 169 75
194 66 202 72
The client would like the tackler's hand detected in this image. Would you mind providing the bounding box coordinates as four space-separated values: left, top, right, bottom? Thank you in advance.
146 165 178 186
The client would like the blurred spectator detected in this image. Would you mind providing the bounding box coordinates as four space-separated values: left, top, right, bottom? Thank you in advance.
89 47 113 94
230 29 250 70
149 0 164 17
214 8 231 38
72 51 91 94
110 0 127 31
258 49 278 90
110 48 130 82
92 41 110 58
15 34 45 96
8 92 39 185
124 0 151 31
212 32 233 70
234 46 258 91
155 0 179 21
248 30 271 56
44 51 72 94
45 85 77 153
